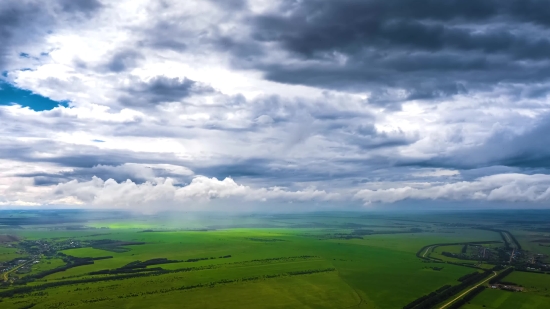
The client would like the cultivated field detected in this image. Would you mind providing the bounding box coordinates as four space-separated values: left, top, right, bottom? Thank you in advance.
0 210 549 309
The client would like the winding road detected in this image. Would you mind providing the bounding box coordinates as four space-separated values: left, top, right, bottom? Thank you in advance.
2 260 34 282
422 246 433 258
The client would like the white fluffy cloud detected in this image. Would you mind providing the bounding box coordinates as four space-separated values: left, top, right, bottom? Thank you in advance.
1 176 337 211
2 0 550 211
355 174 550 204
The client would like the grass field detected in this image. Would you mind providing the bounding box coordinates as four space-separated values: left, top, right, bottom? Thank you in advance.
0 246 22 262
1 210 550 309
1 228 478 309
505 272 550 297
462 288 550 309
461 271 550 309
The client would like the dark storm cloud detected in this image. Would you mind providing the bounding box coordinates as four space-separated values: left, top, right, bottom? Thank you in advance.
119 76 214 107
400 114 550 170
219 0 550 100
467 116 550 169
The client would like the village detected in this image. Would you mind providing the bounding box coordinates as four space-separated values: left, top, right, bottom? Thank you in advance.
0 238 84 283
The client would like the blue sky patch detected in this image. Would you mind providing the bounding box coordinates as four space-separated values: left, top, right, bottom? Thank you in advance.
0 81 68 111
92 139 106 143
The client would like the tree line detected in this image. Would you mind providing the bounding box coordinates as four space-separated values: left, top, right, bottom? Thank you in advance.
489 268 514 284
1 267 336 301
475 228 522 250
402 271 491 309
457 271 481 282
0 256 324 299
446 286 486 309
115 268 336 300
16 255 113 283
416 241 502 261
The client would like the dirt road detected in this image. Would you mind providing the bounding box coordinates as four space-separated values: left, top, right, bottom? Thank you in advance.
2 260 32 282
422 246 432 258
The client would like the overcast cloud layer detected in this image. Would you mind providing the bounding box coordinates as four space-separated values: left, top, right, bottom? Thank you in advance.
1 0 550 212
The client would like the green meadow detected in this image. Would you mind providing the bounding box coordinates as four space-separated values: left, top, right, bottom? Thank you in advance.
1 211 550 309
461 269 550 309
461 288 550 309
0 246 22 263
1 228 477 309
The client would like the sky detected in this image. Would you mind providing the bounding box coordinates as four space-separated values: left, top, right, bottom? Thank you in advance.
1 0 550 212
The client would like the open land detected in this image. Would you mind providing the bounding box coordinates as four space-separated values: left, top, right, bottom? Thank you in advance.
0 210 549 309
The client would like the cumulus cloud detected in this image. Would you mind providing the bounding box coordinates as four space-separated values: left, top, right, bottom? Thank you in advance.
355 173 550 204
23 163 194 186
2 0 550 211
0 176 340 211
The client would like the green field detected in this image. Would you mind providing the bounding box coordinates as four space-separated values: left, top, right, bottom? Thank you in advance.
1 210 550 309
505 272 550 297
0 229 477 309
462 288 550 309
461 271 550 309
0 246 22 262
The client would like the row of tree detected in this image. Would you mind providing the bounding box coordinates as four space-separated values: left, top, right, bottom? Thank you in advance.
489 268 514 284
120 258 180 269
447 286 486 309
184 254 232 262
0 256 331 299
17 254 109 283
416 241 502 260
458 271 481 282
115 268 336 300
475 228 522 250
89 267 165 275
402 271 491 309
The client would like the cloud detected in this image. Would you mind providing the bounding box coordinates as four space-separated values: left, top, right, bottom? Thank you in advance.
119 76 215 107
411 169 460 178
410 112 550 170
0 175 339 211
229 0 550 103
355 173 550 204
58 0 103 14
104 50 144 73
2 0 550 211
0 0 103 71
22 163 194 186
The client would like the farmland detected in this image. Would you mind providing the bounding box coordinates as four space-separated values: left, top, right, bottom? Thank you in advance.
1 210 550 308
